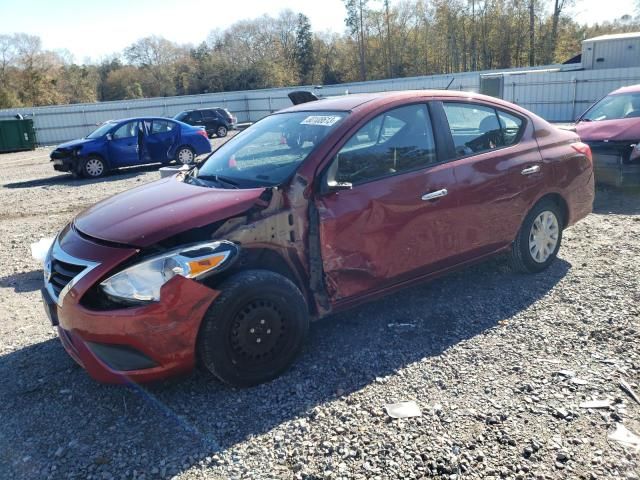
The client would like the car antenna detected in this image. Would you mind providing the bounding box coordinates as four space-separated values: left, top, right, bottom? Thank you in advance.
445 78 455 90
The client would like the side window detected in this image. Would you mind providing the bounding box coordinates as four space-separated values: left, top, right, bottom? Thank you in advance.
443 103 504 157
497 110 523 146
151 120 175 134
201 110 215 120
186 111 202 122
112 121 138 140
334 104 437 185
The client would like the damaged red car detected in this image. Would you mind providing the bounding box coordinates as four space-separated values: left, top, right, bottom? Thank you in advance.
575 84 640 187
41 91 594 387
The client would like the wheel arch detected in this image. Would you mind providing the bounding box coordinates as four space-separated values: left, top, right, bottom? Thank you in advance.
202 247 314 316
82 151 110 168
533 192 569 228
176 144 196 154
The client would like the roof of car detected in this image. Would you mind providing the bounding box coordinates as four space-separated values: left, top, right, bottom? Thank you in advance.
610 84 640 95
180 107 227 112
109 117 178 122
279 90 529 114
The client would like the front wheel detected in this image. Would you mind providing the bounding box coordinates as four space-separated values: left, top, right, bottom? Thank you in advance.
197 270 309 387
176 146 195 165
510 199 563 273
81 156 107 178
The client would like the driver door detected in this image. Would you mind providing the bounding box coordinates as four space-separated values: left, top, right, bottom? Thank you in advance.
315 103 460 302
108 120 140 166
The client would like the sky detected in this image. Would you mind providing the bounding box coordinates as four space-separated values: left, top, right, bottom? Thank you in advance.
0 0 637 63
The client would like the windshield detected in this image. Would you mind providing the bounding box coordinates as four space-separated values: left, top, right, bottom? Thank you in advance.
86 122 115 139
582 93 640 122
196 111 347 187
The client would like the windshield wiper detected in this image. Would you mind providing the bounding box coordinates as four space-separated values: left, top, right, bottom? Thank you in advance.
197 174 239 189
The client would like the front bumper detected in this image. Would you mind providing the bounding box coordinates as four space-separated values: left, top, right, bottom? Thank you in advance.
50 157 75 173
586 141 640 187
43 226 220 384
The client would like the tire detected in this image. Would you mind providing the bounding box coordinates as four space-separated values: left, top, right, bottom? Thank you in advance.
216 125 228 138
510 199 563 273
81 156 107 178
197 270 309 387
176 146 195 165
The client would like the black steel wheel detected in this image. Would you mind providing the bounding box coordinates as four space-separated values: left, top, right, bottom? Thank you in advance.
197 270 309 387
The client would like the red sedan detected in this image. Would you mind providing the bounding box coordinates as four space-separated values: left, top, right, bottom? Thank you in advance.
575 84 640 187
41 91 594 386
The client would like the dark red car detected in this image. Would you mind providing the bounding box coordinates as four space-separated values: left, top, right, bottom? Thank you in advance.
575 84 640 187
42 91 594 387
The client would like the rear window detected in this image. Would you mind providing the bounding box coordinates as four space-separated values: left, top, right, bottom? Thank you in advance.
151 120 175 134
443 102 524 157
185 111 202 122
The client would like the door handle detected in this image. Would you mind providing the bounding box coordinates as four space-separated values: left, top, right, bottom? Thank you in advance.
521 165 541 175
421 188 448 201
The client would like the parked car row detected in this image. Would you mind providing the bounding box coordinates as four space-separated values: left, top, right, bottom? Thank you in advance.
42 89 595 387
49 106 238 178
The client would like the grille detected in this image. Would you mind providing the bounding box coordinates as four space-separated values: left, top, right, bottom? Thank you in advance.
44 240 99 306
49 258 86 298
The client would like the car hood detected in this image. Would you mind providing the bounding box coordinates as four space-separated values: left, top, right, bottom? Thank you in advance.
55 138 98 150
74 176 267 247
575 118 640 142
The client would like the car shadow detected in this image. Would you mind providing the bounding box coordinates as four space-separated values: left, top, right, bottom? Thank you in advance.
0 269 42 293
0 257 570 479
3 163 166 189
593 185 640 215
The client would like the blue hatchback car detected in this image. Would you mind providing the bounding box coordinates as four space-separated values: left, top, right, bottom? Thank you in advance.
50 117 212 178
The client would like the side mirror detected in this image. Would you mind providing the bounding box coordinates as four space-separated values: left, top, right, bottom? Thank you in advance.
327 180 353 192
106 133 113 141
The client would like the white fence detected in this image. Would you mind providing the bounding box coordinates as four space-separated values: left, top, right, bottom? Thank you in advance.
1 64 639 146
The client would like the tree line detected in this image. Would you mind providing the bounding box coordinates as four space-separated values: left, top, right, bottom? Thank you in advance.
1 0 639 109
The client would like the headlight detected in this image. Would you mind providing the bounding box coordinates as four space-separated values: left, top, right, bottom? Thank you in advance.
100 240 238 303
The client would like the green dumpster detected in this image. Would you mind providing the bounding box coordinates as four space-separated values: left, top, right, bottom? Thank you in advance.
0 118 36 153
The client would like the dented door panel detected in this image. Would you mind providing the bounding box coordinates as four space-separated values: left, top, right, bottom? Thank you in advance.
316 164 459 301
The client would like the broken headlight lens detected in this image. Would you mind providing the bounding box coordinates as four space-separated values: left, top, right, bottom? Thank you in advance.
100 240 238 303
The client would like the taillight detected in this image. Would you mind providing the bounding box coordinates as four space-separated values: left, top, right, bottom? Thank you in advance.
196 129 208 138
572 142 592 165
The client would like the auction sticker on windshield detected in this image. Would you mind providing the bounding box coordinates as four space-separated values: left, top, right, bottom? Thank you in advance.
301 115 342 127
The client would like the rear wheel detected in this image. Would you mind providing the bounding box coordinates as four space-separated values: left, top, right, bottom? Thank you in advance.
216 125 228 138
510 199 563 273
197 270 309 387
81 156 107 178
176 146 195 165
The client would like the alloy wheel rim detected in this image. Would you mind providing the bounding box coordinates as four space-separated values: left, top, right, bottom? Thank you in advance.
528 211 559 263
178 149 194 164
85 158 103 177
218 127 227 136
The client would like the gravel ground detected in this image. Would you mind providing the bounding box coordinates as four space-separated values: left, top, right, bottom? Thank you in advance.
0 145 638 480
